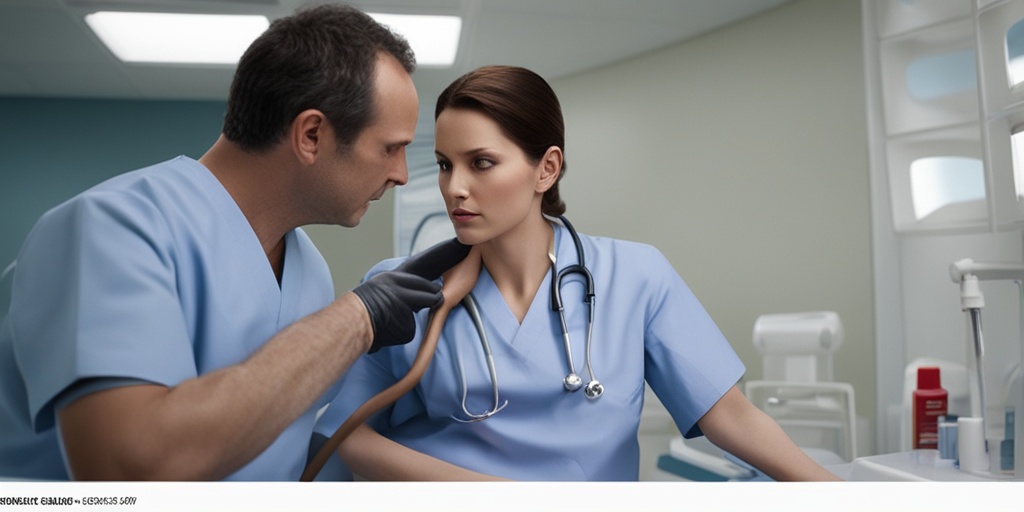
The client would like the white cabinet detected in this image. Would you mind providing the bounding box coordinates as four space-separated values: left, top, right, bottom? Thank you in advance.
865 0 1024 233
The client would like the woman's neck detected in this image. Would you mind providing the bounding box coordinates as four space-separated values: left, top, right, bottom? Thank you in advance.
479 216 554 323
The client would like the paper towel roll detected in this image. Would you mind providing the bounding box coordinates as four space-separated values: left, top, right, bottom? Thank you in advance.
957 417 989 473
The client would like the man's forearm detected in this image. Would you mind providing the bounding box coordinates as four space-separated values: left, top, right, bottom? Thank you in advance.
60 293 373 480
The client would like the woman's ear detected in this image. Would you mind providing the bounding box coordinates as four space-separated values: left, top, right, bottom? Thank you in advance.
291 109 327 165
536 146 563 193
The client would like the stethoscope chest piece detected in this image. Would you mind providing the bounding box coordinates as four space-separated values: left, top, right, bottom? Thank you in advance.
563 373 583 392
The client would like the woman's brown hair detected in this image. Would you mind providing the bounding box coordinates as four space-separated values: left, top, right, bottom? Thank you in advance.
435 66 567 216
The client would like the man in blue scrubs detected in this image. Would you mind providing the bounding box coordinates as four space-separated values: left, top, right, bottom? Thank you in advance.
0 4 466 481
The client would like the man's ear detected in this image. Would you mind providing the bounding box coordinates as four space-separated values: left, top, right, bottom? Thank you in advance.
291 109 327 165
536 146 563 193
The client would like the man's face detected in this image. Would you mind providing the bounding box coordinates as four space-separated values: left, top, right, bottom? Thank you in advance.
317 53 419 227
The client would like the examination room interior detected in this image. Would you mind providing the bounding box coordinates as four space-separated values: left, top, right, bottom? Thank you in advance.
2 0 1022 481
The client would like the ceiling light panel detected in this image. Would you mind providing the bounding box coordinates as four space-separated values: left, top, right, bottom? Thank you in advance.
84 11 269 65
369 13 461 67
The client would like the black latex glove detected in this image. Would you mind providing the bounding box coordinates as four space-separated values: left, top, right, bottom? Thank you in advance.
352 238 471 353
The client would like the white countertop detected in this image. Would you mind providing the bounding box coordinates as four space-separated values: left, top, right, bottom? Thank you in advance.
839 450 1018 481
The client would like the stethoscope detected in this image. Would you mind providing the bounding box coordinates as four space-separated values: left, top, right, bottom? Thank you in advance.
451 215 602 423
549 215 603 400
453 291 508 422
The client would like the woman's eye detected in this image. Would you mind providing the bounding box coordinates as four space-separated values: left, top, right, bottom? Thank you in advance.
474 158 494 170
436 160 451 172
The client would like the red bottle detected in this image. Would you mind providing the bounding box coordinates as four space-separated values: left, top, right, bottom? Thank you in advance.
913 366 948 449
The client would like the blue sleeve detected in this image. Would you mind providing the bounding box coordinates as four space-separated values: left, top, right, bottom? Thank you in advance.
314 354 402 437
315 256 427 436
9 192 196 432
639 245 745 439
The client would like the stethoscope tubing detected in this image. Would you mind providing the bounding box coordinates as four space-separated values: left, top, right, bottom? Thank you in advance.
551 216 602 399
453 292 507 422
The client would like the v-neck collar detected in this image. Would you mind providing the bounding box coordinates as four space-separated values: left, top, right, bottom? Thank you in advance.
470 224 568 347
188 157 295 328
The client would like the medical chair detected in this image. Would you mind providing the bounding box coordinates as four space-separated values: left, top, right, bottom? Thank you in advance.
744 381 856 464
744 311 857 463
656 311 856 480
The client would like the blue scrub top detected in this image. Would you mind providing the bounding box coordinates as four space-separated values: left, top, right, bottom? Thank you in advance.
317 222 745 481
0 156 337 480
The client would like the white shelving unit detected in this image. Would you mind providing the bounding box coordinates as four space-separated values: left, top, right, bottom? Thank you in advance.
865 0 1024 234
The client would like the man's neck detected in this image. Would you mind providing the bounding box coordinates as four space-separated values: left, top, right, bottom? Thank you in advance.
200 135 296 279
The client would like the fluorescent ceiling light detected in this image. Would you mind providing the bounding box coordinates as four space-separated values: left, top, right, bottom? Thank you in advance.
85 12 269 64
84 11 459 67
369 13 461 66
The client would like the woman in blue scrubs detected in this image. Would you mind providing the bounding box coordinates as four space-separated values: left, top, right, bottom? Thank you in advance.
317 66 840 481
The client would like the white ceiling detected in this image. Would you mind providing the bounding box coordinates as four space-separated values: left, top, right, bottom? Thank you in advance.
0 0 791 116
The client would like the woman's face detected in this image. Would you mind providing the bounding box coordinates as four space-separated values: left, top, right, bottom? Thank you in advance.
434 108 553 246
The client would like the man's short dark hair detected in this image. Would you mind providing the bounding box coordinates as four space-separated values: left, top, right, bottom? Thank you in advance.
222 4 415 153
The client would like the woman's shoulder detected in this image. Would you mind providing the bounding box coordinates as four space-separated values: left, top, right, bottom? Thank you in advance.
364 256 406 280
578 234 678 287
580 232 669 264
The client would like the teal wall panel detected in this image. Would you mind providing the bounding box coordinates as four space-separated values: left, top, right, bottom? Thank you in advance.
0 97 225 273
